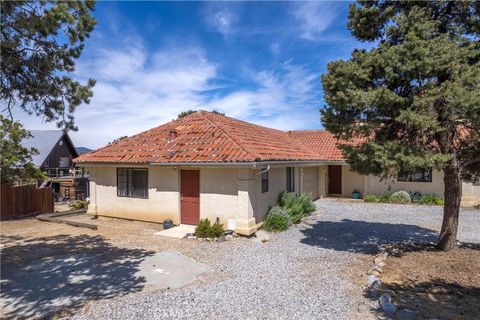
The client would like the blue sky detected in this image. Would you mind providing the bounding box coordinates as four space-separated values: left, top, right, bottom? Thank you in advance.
17 1 370 149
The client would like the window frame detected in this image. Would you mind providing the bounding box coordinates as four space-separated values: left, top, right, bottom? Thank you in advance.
117 167 149 199
397 168 432 183
286 167 295 192
261 171 269 193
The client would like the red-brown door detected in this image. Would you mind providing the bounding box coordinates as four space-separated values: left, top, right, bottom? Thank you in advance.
328 165 342 195
181 170 200 225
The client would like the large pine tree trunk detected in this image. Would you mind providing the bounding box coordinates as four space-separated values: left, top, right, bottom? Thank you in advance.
438 159 461 251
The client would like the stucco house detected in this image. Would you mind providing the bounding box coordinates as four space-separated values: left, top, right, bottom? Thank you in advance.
75 111 480 235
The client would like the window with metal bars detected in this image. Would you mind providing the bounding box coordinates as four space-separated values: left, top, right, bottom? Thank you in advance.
117 168 149 198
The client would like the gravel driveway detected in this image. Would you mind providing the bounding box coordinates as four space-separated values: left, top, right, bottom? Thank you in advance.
67 199 479 320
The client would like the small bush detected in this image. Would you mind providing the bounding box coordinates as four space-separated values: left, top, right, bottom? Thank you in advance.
278 192 315 224
263 206 291 231
69 200 89 209
278 192 297 208
377 193 392 203
363 194 377 203
195 218 224 238
391 190 411 203
209 222 224 237
474 204 480 210
297 194 316 214
419 193 444 205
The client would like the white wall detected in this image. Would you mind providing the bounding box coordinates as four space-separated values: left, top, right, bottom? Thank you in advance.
253 167 286 222
342 166 365 197
302 166 319 199
364 170 445 197
461 181 480 206
91 166 180 224
200 168 239 224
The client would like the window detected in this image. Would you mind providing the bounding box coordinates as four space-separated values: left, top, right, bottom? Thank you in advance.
117 168 148 198
261 171 269 193
286 167 295 192
59 157 70 168
397 168 432 182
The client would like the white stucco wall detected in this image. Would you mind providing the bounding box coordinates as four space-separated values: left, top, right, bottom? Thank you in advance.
461 181 480 206
253 167 286 222
364 170 445 197
200 168 239 224
90 165 180 224
302 166 319 200
341 166 365 197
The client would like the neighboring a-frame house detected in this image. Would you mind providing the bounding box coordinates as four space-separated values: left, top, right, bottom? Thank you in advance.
22 130 88 201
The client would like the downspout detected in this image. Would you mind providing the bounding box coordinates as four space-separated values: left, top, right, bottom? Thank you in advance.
255 164 271 176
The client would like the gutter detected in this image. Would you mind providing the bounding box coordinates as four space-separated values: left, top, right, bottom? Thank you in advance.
76 159 347 167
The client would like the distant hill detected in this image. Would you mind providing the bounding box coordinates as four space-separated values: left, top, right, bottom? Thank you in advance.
76 147 93 155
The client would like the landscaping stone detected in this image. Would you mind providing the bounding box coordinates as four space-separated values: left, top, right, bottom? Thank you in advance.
379 293 396 314
217 235 225 243
398 308 416 320
225 234 233 241
368 275 379 286
254 230 270 243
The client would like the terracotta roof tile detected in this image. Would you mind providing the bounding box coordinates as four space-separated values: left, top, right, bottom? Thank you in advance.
75 111 348 164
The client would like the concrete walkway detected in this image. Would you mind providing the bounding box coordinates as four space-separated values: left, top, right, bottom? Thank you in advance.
154 224 196 239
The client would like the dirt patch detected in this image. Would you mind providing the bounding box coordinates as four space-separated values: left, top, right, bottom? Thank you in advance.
380 244 480 320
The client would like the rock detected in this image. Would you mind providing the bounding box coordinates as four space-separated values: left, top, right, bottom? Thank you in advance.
368 275 379 286
198 238 205 242
379 293 396 314
187 235 195 240
255 230 270 242
369 280 382 291
398 308 416 320
206 238 212 241
225 234 233 241
217 235 225 243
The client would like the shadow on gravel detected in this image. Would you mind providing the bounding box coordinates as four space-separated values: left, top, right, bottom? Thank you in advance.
1 234 155 319
300 219 438 254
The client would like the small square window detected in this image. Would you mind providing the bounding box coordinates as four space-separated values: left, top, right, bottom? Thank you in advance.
261 171 269 193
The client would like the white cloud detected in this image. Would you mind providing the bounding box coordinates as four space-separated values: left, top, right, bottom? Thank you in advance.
202 3 241 35
293 2 341 41
13 41 322 149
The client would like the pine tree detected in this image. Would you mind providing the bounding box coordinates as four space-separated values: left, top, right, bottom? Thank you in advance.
1 1 96 183
321 1 480 250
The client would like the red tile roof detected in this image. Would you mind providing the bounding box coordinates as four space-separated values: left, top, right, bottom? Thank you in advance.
287 130 346 161
75 111 348 164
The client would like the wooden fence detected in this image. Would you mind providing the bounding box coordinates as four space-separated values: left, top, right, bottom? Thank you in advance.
1 184 54 220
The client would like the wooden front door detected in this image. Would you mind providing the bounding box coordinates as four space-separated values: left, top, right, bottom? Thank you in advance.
328 165 342 195
181 170 200 225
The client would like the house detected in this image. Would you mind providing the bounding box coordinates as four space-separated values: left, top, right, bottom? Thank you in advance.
75 111 480 235
22 130 89 201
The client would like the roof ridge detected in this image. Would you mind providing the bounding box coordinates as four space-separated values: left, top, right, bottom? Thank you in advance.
198 111 257 160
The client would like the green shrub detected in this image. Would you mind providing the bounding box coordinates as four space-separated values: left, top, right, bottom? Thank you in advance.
475 204 480 210
263 206 291 231
195 218 224 238
69 200 89 209
209 222 224 237
278 192 297 208
297 194 316 213
377 193 392 203
419 193 444 205
391 190 411 203
363 194 377 203
277 192 315 224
